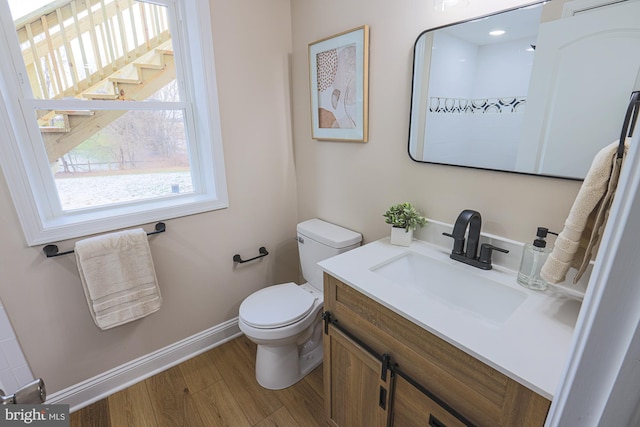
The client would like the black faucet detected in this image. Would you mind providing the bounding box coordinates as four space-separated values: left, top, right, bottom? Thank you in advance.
443 209 508 270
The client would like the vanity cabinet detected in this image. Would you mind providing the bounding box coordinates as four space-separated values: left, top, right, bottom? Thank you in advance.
323 273 551 427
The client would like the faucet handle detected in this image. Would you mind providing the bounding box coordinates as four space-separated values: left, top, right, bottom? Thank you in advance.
478 243 509 268
442 232 465 255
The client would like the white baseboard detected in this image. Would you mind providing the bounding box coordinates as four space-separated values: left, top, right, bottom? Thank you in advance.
46 317 242 412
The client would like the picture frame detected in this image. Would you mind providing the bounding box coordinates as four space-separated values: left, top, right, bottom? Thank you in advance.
308 25 369 142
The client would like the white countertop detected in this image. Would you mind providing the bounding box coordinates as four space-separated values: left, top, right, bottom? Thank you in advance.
319 238 581 400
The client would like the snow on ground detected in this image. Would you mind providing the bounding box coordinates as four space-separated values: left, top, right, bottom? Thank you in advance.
55 171 193 210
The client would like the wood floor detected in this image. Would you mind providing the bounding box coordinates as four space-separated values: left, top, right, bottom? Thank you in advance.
70 335 326 426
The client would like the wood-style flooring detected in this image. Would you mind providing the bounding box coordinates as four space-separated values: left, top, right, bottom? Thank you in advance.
70 335 325 426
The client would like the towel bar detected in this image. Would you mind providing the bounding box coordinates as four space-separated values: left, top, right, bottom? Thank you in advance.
233 247 269 264
618 91 640 159
42 222 166 258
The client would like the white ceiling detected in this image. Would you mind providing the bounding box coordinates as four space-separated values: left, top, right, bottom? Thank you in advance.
440 3 544 46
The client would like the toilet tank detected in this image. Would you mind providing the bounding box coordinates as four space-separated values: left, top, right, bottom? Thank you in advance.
297 219 362 290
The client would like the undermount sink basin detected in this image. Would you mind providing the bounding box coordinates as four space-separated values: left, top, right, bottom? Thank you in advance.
371 251 527 324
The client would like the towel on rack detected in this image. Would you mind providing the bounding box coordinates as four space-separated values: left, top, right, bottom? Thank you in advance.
75 228 162 330
541 139 628 284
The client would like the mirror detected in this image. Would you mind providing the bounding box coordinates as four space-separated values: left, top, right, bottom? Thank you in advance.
408 0 640 180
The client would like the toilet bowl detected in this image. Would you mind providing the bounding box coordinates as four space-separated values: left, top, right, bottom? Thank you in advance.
238 219 361 390
239 283 324 389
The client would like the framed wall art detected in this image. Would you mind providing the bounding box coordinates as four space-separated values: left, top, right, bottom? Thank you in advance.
309 25 369 142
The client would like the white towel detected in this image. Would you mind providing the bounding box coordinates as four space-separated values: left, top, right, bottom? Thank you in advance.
541 140 627 284
75 228 162 330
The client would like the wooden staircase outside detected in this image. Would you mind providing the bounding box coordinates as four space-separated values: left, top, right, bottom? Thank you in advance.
15 0 175 163
39 40 175 163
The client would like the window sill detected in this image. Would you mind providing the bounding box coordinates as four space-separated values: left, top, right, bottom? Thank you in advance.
25 193 228 246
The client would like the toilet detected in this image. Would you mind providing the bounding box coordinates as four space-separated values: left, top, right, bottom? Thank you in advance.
238 219 362 390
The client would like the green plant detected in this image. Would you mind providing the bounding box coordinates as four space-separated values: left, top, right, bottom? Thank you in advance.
383 202 427 232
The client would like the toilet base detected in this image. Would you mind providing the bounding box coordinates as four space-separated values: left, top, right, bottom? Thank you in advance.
255 341 323 390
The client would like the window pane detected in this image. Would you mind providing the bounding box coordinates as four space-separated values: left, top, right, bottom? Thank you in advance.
11 0 177 102
38 108 193 211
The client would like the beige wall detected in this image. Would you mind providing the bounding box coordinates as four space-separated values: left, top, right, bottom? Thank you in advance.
291 0 581 244
0 0 297 394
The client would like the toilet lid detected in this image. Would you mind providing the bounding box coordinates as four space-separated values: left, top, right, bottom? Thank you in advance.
240 283 317 329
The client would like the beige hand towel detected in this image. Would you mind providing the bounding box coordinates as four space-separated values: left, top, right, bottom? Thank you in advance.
541 140 627 284
75 228 162 330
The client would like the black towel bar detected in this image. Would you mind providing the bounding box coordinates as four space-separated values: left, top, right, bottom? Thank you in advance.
233 247 269 264
42 222 166 258
618 91 640 159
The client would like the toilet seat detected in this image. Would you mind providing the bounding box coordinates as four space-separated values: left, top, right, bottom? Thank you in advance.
239 283 317 329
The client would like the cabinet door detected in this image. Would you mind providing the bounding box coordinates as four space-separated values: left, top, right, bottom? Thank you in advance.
392 375 468 427
324 323 391 427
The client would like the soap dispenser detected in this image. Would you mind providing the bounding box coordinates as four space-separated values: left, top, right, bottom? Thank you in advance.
517 227 556 291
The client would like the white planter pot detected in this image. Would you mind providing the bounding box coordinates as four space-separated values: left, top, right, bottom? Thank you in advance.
390 227 413 246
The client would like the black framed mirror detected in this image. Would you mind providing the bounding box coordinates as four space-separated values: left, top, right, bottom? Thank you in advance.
408 0 640 180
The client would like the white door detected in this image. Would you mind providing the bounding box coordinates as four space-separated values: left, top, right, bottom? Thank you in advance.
516 0 640 178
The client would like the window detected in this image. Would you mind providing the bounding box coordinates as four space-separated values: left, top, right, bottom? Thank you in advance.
0 0 227 245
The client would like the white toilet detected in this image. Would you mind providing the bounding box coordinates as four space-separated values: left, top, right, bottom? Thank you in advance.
238 219 362 390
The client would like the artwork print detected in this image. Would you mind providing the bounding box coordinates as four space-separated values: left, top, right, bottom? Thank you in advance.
309 26 369 142
316 43 357 129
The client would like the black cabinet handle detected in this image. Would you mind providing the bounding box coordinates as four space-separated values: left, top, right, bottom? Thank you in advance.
379 386 387 410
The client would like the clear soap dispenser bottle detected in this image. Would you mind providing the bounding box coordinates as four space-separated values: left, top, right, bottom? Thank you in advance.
517 227 555 291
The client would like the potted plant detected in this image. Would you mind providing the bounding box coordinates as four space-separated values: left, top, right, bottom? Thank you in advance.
383 202 427 246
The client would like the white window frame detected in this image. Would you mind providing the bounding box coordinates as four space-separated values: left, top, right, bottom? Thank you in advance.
0 0 228 246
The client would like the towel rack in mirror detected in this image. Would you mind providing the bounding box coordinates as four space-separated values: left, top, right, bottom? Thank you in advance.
43 222 166 258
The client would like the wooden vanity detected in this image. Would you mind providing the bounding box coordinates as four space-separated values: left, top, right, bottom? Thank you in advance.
323 273 551 427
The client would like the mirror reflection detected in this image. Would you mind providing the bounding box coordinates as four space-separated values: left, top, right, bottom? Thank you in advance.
408 0 640 180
